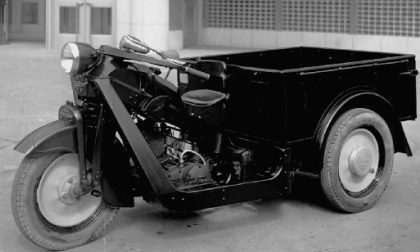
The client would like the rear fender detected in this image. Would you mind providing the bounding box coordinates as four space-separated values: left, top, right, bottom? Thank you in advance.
316 91 412 161
14 120 76 157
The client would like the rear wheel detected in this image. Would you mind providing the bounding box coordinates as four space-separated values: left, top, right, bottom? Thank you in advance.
320 108 394 213
11 152 118 251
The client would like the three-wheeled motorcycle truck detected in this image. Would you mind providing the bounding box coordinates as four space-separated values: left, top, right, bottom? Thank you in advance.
11 35 417 250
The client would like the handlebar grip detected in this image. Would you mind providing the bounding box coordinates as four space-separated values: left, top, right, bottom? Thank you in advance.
184 66 210 80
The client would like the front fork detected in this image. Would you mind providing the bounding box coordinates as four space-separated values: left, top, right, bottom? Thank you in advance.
59 101 104 197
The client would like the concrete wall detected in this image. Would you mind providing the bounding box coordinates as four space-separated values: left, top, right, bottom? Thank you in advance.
117 0 181 51
203 28 420 58
168 30 183 50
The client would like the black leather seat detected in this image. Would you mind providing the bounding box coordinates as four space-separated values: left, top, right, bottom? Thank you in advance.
181 60 227 107
181 89 226 107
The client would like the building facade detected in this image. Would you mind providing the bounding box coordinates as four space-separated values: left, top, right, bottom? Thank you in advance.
0 0 197 50
1 0 420 58
203 0 420 57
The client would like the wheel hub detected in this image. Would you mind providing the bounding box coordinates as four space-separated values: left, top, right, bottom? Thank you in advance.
338 128 380 193
37 153 101 227
349 146 373 176
58 175 81 204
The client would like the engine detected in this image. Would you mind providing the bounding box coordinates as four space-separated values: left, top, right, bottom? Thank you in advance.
135 117 280 190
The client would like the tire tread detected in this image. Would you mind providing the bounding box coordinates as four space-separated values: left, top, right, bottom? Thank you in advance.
320 108 394 213
11 153 119 251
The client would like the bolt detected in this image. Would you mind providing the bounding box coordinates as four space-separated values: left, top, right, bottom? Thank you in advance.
369 168 375 174
61 192 68 199
68 178 73 184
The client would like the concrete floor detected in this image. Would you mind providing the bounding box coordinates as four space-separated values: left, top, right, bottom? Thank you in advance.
0 42 419 252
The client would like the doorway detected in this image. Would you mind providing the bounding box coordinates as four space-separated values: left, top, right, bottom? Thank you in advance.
7 0 45 41
53 0 114 50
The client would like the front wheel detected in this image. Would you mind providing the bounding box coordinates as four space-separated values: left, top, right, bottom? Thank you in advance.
11 152 119 251
320 108 394 213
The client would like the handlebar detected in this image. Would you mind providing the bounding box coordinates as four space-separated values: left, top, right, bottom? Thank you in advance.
181 66 210 80
124 57 210 80
119 34 210 80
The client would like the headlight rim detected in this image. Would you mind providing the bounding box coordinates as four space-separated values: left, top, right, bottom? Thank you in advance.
61 42 80 75
61 42 98 75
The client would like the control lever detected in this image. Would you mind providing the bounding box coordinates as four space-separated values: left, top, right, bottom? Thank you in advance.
182 66 210 80
125 59 210 80
164 58 210 80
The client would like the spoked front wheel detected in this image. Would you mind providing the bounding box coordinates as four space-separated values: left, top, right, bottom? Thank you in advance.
11 152 118 251
320 108 394 213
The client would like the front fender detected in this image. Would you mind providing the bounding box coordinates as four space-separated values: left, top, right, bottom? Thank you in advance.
14 120 76 157
14 117 135 208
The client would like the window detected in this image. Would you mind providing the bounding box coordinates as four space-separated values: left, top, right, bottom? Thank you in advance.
281 0 350 33
91 7 112 35
205 0 420 37
1 5 4 25
207 0 276 30
357 0 420 37
22 2 38 24
59 7 77 34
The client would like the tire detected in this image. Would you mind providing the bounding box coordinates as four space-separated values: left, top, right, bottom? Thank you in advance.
11 152 119 251
320 108 394 213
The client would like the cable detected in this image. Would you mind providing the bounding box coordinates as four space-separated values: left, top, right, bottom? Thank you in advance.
180 150 206 166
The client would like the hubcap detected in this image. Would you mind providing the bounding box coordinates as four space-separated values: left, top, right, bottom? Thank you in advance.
348 146 373 176
36 153 101 227
339 129 379 193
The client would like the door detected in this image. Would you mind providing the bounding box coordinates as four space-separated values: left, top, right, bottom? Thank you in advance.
183 0 198 48
21 0 45 41
54 0 114 50
7 0 45 41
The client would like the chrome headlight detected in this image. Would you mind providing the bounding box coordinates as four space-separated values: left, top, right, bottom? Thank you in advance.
61 42 99 75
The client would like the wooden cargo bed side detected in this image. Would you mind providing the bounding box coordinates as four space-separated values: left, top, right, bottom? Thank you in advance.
183 47 416 152
222 65 287 144
196 47 405 71
282 55 416 143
